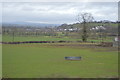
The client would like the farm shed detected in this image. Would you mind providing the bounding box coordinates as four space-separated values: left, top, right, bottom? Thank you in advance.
113 36 120 47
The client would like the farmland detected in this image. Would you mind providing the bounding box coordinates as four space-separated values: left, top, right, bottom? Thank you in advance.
2 35 80 42
1 2 119 79
2 21 117 43
2 35 114 43
2 43 118 78
2 21 119 78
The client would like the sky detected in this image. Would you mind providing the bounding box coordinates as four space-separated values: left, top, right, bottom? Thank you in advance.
1 2 118 24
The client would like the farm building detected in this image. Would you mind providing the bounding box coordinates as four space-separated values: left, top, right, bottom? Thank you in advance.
113 36 120 47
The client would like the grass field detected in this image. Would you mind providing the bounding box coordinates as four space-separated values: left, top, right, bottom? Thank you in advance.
0 44 2 78
2 43 118 78
2 35 80 42
2 35 113 42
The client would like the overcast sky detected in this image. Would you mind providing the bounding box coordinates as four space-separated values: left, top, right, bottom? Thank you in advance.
2 2 118 24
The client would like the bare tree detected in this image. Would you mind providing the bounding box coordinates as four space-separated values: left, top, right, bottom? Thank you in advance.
12 27 16 42
77 12 94 42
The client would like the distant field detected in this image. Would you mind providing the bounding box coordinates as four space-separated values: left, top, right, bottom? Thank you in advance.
2 43 118 78
0 35 2 41
2 35 80 42
2 35 113 42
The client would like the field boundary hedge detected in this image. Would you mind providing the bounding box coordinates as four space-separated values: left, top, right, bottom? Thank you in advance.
1 41 97 44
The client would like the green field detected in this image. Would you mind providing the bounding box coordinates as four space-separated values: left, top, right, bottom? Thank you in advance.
2 35 80 42
0 44 2 78
2 43 118 78
2 35 113 42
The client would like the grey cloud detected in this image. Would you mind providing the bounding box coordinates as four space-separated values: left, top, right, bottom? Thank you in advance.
2 2 118 23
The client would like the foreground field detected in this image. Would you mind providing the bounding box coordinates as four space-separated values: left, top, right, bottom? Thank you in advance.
2 43 118 78
0 35 1 78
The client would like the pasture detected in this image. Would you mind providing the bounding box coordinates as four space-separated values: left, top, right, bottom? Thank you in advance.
2 43 118 78
2 35 113 42
2 35 80 42
0 44 2 78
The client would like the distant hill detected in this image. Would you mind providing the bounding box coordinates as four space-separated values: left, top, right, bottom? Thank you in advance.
58 22 118 29
2 22 61 27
